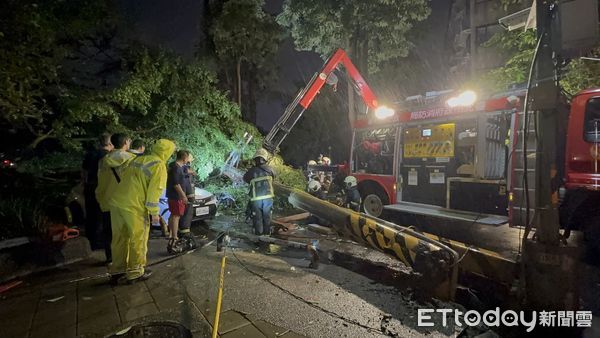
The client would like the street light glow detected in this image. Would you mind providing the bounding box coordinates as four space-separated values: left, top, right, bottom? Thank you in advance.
446 90 477 107
375 105 395 119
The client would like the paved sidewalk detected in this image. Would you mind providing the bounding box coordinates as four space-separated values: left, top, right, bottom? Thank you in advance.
0 227 456 338
0 240 305 338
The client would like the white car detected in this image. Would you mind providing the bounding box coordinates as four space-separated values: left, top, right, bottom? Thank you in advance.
158 187 217 225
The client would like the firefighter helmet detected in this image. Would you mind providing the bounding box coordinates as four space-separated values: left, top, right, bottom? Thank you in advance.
308 179 321 192
254 148 269 162
308 160 317 166
344 175 357 188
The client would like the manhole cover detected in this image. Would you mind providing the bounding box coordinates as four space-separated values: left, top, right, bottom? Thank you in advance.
110 321 192 338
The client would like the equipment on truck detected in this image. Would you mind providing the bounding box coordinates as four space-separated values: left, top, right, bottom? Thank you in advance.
263 48 387 154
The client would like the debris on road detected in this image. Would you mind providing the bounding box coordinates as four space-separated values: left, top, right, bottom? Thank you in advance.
0 280 22 294
45 296 65 303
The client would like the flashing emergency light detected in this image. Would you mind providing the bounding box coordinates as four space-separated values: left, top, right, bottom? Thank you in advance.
375 105 395 119
446 90 477 108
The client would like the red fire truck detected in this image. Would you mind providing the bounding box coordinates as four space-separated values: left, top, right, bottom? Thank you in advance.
351 86 600 235
263 48 600 237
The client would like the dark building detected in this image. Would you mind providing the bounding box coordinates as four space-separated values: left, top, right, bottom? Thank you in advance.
446 0 533 82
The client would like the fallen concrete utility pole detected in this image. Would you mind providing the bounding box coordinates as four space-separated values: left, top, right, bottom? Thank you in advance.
274 183 517 299
274 183 460 300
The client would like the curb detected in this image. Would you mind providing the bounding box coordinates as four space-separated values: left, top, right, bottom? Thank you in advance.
0 236 91 284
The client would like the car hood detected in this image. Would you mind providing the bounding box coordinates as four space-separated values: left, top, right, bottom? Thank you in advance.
195 187 213 200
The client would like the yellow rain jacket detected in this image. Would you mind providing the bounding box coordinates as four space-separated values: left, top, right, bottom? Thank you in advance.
110 139 176 216
108 139 175 279
95 150 135 212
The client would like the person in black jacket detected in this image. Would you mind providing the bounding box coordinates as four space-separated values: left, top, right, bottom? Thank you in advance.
81 133 113 250
243 148 276 235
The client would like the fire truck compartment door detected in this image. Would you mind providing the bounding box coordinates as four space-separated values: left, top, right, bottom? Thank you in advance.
401 165 447 207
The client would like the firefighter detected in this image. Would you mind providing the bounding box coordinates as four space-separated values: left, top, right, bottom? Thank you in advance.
306 160 317 179
343 176 361 212
307 179 326 200
95 133 134 263
108 139 176 284
243 148 276 236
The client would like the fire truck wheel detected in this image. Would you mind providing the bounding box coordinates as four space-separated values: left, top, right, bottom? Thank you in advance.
363 193 384 217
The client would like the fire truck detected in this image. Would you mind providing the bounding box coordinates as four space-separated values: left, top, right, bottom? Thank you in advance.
352 86 600 238
264 48 600 240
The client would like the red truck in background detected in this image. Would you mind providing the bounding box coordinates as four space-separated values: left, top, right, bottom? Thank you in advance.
262 47 600 243
560 88 600 244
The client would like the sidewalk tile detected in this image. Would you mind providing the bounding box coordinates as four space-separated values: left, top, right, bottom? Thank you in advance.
30 322 76 338
32 305 77 327
116 290 154 309
0 323 29 338
78 311 121 336
253 320 291 338
122 302 159 322
0 294 38 325
78 297 118 322
280 331 306 338
222 324 266 338
218 310 251 335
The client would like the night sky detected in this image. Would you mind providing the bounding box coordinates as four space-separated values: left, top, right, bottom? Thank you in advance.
117 0 452 131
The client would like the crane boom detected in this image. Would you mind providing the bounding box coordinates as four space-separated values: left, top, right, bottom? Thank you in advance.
263 48 379 153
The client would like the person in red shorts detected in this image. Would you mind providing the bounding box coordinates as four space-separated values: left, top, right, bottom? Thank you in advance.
166 150 191 254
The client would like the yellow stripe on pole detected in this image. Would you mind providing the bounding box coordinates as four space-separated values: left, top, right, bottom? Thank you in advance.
212 255 227 338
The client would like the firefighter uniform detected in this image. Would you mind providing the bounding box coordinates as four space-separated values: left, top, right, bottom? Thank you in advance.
109 139 175 280
243 149 275 235
343 176 361 212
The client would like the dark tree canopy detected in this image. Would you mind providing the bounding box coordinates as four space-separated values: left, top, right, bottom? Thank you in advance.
277 0 431 74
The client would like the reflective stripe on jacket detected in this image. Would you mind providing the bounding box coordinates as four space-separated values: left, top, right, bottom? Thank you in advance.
249 175 274 201
243 164 275 201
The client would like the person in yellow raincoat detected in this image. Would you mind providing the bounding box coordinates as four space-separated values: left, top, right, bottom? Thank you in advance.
95 133 134 262
108 139 176 284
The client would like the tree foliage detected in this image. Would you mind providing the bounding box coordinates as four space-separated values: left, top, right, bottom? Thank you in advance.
480 29 537 91
277 0 430 73
210 0 281 122
482 29 600 95
0 0 119 149
561 48 600 95
0 0 270 181
79 48 263 180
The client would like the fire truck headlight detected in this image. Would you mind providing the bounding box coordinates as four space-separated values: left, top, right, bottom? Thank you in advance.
375 105 394 119
447 90 477 107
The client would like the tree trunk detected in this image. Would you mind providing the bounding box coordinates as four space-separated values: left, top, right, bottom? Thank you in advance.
247 69 257 125
237 56 242 108
224 67 233 99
